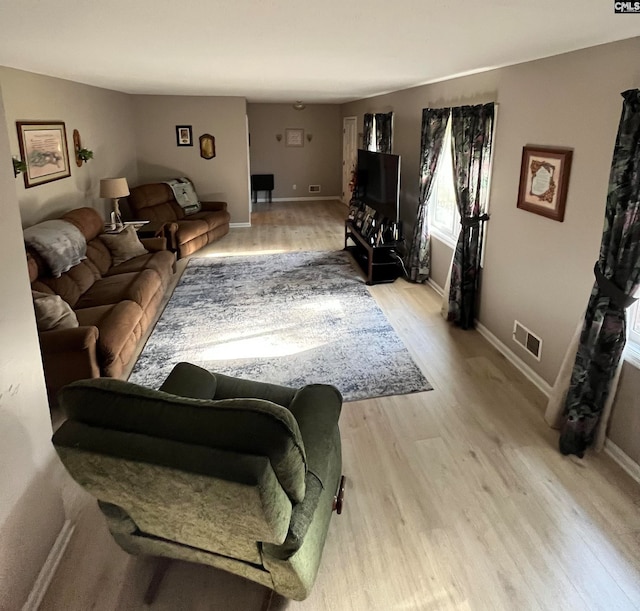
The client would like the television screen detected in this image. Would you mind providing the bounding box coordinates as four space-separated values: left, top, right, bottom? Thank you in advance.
355 149 401 221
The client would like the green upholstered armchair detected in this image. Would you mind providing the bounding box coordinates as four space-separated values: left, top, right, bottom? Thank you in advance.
52 362 344 604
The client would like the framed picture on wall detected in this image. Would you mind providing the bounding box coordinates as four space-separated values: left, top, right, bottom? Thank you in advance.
16 121 71 188
517 145 573 222
285 128 304 147
176 125 193 146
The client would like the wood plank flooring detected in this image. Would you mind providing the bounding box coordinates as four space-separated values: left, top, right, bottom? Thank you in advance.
41 200 640 611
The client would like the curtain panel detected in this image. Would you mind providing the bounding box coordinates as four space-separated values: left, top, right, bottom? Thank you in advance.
558 89 640 457
375 112 394 154
363 114 374 152
406 108 451 283
447 103 495 329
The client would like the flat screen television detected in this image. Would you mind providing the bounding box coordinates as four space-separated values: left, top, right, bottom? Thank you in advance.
355 149 401 222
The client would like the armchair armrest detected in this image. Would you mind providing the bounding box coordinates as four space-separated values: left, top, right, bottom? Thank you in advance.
287 384 342 486
159 361 217 399
200 201 228 212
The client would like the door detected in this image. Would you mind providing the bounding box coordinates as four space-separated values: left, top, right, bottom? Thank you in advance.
342 116 357 205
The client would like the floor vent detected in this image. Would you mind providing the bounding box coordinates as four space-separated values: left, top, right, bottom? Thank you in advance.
513 320 542 361
309 185 321 193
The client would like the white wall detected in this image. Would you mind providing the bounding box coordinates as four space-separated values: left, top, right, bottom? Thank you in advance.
0 84 67 610
342 37 640 462
132 95 251 224
0 67 138 227
247 103 342 199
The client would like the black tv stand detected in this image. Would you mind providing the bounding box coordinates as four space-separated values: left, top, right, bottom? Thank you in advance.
344 220 401 285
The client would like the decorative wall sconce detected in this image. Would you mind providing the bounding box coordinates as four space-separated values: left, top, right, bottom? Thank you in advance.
73 129 93 166
199 133 216 159
12 156 27 177
276 134 283 142
306 133 313 142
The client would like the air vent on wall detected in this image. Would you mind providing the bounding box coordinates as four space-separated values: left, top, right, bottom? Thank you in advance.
513 320 542 361
309 185 321 193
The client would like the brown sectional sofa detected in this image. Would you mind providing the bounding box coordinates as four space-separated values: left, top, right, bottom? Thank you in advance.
27 207 176 403
128 182 231 258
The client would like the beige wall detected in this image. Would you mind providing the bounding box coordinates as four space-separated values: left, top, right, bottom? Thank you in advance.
132 95 251 224
343 37 640 460
0 85 68 608
0 67 138 227
247 103 342 200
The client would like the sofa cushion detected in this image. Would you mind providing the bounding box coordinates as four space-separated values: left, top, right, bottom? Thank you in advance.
188 210 230 231
175 218 211 245
75 269 162 310
105 250 175 281
32 290 79 331
32 255 102 308
63 207 105 242
100 227 149 266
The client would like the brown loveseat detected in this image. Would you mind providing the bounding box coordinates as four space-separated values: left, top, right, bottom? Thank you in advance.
27 207 176 403
128 182 230 258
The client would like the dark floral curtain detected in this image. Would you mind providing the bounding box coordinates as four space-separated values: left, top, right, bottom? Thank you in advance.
559 89 640 457
363 114 374 151
406 108 451 282
447 103 495 329
375 112 393 153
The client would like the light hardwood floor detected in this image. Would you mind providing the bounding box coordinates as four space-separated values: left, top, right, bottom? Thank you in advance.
42 200 640 611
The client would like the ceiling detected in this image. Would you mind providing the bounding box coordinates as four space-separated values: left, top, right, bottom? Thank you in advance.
0 1 639 104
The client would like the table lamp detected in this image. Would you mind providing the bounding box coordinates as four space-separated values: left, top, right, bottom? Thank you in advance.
100 177 130 229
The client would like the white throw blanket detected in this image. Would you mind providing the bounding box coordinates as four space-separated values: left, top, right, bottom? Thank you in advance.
165 178 201 215
23 219 87 278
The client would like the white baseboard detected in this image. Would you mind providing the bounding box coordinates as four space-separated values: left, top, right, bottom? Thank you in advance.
475 321 553 398
258 196 341 203
230 222 251 228
23 520 75 611
427 278 444 296
471 322 639 482
604 439 640 485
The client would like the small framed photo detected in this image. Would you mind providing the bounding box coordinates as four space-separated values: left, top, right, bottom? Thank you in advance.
517 145 573 222
16 121 71 188
176 125 193 147
285 128 304 147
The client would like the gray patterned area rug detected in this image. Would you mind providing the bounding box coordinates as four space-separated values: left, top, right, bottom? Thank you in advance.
129 250 432 402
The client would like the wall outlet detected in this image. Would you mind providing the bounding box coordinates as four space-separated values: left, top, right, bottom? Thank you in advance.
293 184 297 190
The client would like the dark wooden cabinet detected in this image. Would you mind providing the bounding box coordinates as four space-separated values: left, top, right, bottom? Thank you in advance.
344 220 401 285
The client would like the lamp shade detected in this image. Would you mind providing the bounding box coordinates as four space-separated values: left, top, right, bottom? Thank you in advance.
100 177 130 199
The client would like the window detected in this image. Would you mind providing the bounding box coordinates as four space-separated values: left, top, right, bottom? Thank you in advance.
625 287 640 368
428 117 460 246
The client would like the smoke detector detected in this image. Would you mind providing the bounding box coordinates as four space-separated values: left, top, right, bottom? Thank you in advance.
293 101 306 111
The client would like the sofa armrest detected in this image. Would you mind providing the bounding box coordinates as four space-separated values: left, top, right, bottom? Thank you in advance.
39 326 101 403
139 236 167 252
39 326 99 353
159 362 217 399
200 201 228 212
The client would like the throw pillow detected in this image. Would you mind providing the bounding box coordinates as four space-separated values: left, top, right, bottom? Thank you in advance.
32 291 79 331
99 226 148 266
